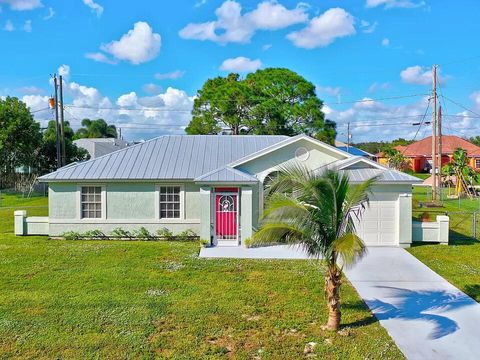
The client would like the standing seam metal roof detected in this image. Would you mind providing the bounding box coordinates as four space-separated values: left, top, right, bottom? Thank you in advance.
39 135 288 181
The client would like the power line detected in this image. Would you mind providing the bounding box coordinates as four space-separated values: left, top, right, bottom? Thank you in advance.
62 93 429 112
441 95 480 117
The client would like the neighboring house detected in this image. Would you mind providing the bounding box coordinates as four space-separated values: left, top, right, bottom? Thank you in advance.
38 134 421 248
335 140 375 159
376 135 480 172
73 138 129 159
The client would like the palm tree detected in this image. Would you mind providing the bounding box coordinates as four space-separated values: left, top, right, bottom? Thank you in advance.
383 147 408 171
75 119 117 139
442 147 477 197
253 165 376 331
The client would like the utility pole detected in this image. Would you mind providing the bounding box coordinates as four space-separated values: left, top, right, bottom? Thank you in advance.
59 75 66 167
431 65 438 201
347 122 351 153
53 74 61 169
438 105 443 200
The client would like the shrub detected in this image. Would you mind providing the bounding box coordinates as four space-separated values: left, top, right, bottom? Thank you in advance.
61 231 82 240
176 229 198 241
420 211 431 222
83 229 106 239
110 227 133 240
132 227 154 240
156 227 174 240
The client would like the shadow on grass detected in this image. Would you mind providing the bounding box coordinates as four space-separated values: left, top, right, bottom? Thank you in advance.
341 300 379 328
449 230 480 246
463 285 480 302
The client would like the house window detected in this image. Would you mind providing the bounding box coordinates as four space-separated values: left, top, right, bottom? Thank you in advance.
81 186 102 219
159 186 181 219
476 159 480 168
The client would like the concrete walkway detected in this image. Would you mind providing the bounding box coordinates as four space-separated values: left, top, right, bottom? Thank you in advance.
344 247 480 360
199 244 313 259
200 245 480 359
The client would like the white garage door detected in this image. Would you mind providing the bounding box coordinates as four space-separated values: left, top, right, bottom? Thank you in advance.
353 195 398 246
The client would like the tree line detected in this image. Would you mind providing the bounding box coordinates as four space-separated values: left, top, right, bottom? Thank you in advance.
0 96 117 188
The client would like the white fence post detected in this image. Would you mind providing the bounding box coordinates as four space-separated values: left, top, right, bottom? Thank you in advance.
14 210 27 236
437 215 449 245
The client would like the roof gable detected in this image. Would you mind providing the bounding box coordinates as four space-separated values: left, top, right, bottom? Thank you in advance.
229 134 350 168
194 166 258 183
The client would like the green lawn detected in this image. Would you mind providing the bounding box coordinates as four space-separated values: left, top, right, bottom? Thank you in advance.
0 193 402 359
409 186 480 302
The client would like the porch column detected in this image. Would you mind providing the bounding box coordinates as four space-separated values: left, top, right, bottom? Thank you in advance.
398 193 413 248
199 186 212 243
241 187 253 245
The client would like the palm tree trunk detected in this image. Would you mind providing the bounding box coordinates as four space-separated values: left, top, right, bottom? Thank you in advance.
324 264 342 331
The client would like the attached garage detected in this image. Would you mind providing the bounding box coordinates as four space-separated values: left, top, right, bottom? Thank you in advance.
354 193 398 246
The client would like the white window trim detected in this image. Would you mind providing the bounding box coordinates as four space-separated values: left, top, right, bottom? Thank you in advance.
155 184 185 222
76 184 107 221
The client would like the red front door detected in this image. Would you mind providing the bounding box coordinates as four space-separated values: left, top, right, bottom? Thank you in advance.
215 189 238 241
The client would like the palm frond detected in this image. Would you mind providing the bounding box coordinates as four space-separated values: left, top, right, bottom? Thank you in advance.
332 232 367 268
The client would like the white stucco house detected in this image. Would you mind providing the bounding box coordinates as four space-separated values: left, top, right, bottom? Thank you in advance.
73 138 129 159
30 134 430 248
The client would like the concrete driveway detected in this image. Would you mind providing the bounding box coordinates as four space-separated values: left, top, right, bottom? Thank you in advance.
344 247 480 360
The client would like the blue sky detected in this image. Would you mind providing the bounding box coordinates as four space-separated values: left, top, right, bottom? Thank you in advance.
1 0 480 142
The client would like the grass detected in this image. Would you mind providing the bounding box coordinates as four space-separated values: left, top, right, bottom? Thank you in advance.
0 193 402 359
409 242 480 302
409 186 480 303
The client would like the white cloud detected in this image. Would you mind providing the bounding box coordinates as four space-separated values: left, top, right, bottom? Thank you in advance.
58 64 70 79
142 83 163 95
317 86 341 100
0 0 42 11
68 81 112 109
368 82 391 93
365 0 426 9
360 20 378 33
326 96 432 142
42 6 54 20
381 37 390 46
23 19 31 32
287 8 356 49
470 91 480 110
112 87 195 138
154 70 185 80
262 44 272 51
29 66 194 140
400 65 447 85
195 0 207 7
248 1 308 30
179 0 308 44
22 94 49 110
18 85 44 95
82 0 103 17
4 19 14 31
96 22 161 65
85 52 117 65
220 57 262 72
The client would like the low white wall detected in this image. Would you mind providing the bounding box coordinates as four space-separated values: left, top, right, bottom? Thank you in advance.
14 210 49 236
412 215 449 244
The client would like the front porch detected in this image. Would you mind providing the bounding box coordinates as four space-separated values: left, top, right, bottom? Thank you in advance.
198 184 258 247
